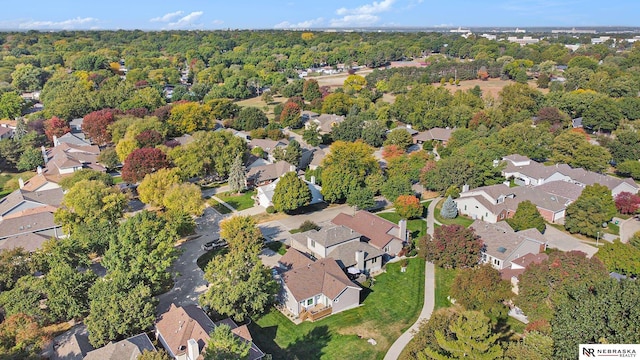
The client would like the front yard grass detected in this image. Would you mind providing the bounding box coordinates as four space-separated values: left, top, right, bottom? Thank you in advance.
434 267 459 310
208 199 232 214
377 212 427 239
433 199 474 228
218 189 257 211
249 258 426 360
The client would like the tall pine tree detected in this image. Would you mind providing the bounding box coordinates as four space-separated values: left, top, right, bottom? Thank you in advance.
228 153 246 194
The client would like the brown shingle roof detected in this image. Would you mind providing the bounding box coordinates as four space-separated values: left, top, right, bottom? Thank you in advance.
246 161 295 184
155 304 215 357
470 220 545 261
298 224 361 248
332 211 401 250
511 252 549 268
0 211 58 239
279 248 315 269
414 127 454 142
83 333 155 360
281 258 359 301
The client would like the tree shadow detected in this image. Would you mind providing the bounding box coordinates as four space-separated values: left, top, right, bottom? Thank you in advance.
286 325 331 360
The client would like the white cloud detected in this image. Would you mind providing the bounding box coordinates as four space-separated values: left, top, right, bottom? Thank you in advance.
331 0 396 27
212 19 224 26
150 11 184 22
167 11 204 28
274 17 324 29
17 17 98 30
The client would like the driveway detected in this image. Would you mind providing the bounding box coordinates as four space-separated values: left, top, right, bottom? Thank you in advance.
156 206 225 314
620 216 640 243
543 225 598 258
259 248 282 268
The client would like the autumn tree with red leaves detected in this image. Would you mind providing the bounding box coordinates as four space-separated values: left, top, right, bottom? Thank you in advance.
280 102 302 128
135 129 163 148
83 109 117 144
121 147 170 183
394 195 422 219
382 144 405 160
44 116 70 142
420 224 482 269
615 191 640 214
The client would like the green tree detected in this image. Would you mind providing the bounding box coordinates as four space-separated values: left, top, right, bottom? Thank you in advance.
16 147 44 171
85 275 157 347
228 153 247 193
616 160 640 180
102 210 179 293
11 63 46 92
58 169 114 190
551 130 611 173
440 196 458 219
565 184 616 238
321 141 380 203
272 172 311 213
0 275 48 324
0 248 31 292
498 83 543 123
507 200 546 233
583 97 622 132
138 350 172 360
302 122 322 146
321 92 352 116
504 332 554 360
203 324 251 360
44 262 96 322
403 307 460 360
343 74 367 93
361 120 387 147
384 129 413 150
54 180 127 234
420 310 503 360
381 175 413 203
594 240 640 277
163 183 204 216
0 92 25 119
137 168 182 207
303 79 322 101
346 186 376 210
236 107 268 131
450 265 512 322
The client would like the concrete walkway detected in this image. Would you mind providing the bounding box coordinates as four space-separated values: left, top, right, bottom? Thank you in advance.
384 198 440 360
210 195 238 214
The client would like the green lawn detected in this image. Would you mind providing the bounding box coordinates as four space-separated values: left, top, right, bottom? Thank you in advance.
208 199 232 214
265 241 287 255
218 189 257 211
377 212 427 239
250 258 426 360
196 247 229 271
0 171 35 199
112 176 124 184
433 199 474 228
434 267 459 310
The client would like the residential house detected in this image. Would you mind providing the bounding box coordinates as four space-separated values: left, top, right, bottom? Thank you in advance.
155 304 264 360
45 143 106 175
502 154 639 196
256 175 323 208
301 110 319 124
500 253 549 294
0 126 12 140
413 127 454 146
248 138 288 163
277 249 361 318
246 160 296 187
290 223 384 274
455 181 582 223
572 117 583 128
332 210 407 257
53 132 91 147
307 147 328 171
45 324 93 360
471 220 546 270
306 114 345 134
20 171 63 192
69 118 84 132
390 126 418 137
83 333 155 360
173 134 195 146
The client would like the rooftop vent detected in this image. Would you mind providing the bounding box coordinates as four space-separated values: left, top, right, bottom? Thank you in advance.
497 246 507 254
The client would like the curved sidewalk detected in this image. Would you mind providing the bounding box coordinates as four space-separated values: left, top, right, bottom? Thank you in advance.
384 198 440 360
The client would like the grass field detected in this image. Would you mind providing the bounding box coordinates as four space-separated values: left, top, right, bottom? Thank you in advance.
217 189 257 211
250 258 425 360
435 78 546 99
208 198 233 214
0 171 35 199
434 267 459 310
433 199 474 228
377 212 427 239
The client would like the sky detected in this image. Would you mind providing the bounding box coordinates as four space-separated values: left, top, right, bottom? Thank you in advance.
1 0 639 31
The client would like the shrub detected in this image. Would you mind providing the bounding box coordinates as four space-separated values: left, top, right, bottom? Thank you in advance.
266 206 275 214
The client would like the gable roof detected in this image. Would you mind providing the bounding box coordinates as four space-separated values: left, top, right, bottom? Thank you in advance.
314 114 345 133
246 161 295 184
279 248 315 269
309 147 329 167
471 220 545 261
0 187 64 218
293 224 361 248
281 257 359 301
510 252 549 268
46 143 105 174
50 324 93 360
327 240 384 269
55 132 91 146
20 173 59 192
414 127 454 142
332 211 402 249
0 127 12 137
83 333 155 360
248 138 288 152
156 304 215 358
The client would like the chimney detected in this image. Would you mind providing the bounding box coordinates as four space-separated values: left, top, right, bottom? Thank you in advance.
53 135 58 147
462 184 470 193
398 219 407 243
355 250 365 271
289 164 296 172
310 175 316 185
37 166 42 174
18 178 24 189
41 146 48 164
187 338 199 360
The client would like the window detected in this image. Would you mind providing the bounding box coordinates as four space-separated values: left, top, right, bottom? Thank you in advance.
384 246 390 253
464 205 467 210
306 298 313 306
499 213 504 219
371 257 378 263
310 239 315 248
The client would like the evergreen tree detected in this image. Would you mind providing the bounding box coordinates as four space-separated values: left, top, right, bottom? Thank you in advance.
228 153 246 193
440 196 458 219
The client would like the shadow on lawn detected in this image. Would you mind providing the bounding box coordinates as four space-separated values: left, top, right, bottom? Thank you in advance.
249 323 331 360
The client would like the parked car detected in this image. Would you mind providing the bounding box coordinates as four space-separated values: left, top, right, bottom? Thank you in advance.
202 239 227 251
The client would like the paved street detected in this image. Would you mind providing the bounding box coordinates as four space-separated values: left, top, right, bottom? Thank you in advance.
543 225 598 258
620 216 640 243
156 206 224 314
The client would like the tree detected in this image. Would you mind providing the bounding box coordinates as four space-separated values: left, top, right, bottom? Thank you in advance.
135 129 163 148
504 331 554 360
551 130 611 173
272 172 311 213
121 147 170 183
260 91 273 104
595 240 640 278
228 153 247 193
219 216 264 253
203 324 251 360
450 265 512 322
44 116 70 142
168 102 214 135
11 63 46 92
331 116 364 142
616 160 640 180
97 146 119 170
381 175 413 203
346 187 376 210
303 79 322 101
321 141 379 203
44 262 96 322
58 168 114 190
138 350 172 360
498 83 543 123
321 93 352 116
138 168 182 207
614 191 640 214
302 122 322 147
395 195 422 219
0 313 51 358
421 310 503 360
361 121 387 147
162 183 205 216
382 144 405 160
236 107 268 131
83 109 117 145
517 251 608 323
440 196 458 219
0 92 25 119
403 307 460 360
0 275 48 323
606 129 640 164
384 129 413 150
16 147 44 171
54 179 127 233
85 275 157 347
280 102 302 128
102 210 180 293
507 200 546 233
0 248 30 292
583 97 622 132
552 279 640 359
343 74 367 93
565 184 616 237
422 225 482 269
